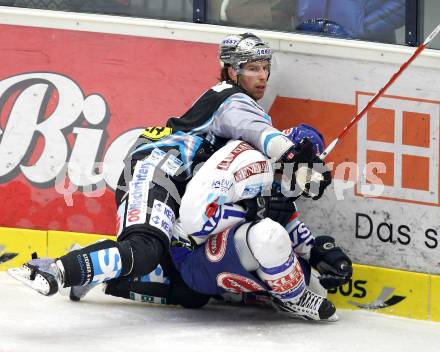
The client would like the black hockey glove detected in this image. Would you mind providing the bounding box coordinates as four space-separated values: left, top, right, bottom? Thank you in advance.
279 139 332 200
309 235 352 290
241 196 296 227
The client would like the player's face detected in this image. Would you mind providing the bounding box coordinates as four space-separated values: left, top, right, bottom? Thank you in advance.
229 60 270 100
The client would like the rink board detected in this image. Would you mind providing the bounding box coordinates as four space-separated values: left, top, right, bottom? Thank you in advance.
328 263 431 321
430 275 440 322
47 230 114 258
0 228 439 322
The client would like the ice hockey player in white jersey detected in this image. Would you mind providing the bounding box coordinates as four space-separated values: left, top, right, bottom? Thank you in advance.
170 124 351 322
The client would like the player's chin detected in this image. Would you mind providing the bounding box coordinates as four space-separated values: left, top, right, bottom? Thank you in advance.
251 89 265 100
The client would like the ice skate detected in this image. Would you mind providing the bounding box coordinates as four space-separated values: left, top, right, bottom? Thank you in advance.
7 256 62 296
272 289 338 322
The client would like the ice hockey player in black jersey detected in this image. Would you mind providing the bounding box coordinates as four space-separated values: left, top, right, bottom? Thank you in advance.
8 32 338 321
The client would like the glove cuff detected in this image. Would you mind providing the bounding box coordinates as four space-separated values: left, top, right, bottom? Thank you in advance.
309 235 336 268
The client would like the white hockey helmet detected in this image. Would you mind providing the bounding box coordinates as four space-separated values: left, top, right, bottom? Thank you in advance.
219 33 272 71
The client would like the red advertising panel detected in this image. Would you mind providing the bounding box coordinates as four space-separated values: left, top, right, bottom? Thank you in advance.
0 24 219 234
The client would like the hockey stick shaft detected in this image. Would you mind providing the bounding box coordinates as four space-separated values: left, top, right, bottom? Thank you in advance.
0 252 18 264
319 23 440 160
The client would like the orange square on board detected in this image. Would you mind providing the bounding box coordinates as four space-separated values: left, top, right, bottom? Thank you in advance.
367 107 395 143
401 154 430 191
402 111 430 148
366 150 394 186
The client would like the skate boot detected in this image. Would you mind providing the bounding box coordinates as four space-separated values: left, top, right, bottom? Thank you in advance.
272 288 338 322
7 255 64 296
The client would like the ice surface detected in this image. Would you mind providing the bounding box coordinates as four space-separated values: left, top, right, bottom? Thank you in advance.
1 272 439 352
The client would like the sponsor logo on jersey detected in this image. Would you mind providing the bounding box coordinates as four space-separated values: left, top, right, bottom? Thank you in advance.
146 148 182 177
242 184 263 198
81 253 93 284
234 160 270 182
160 154 183 177
142 126 172 141
217 142 254 170
211 178 233 193
126 159 153 227
217 272 265 294
149 199 175 240
146 148 166 166
205 229 229 262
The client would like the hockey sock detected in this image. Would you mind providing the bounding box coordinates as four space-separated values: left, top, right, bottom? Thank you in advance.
59 239 132 287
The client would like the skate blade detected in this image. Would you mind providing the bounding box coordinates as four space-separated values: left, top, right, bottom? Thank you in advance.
325 312 339 322
286 311 339 322
276 305 339 322
7 266 58 296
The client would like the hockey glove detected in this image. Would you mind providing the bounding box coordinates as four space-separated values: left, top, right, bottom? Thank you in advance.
309 235 352 290
241 196 296 227
279 139 332 200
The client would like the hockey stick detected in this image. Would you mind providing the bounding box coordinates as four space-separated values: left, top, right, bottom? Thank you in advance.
0 245 18 264
0 252 18 264
319 23 440 160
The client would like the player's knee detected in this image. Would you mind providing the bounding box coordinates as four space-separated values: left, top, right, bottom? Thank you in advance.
234 219 292 271
122 233 165 277
248 218 292 268
242 219 306 303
